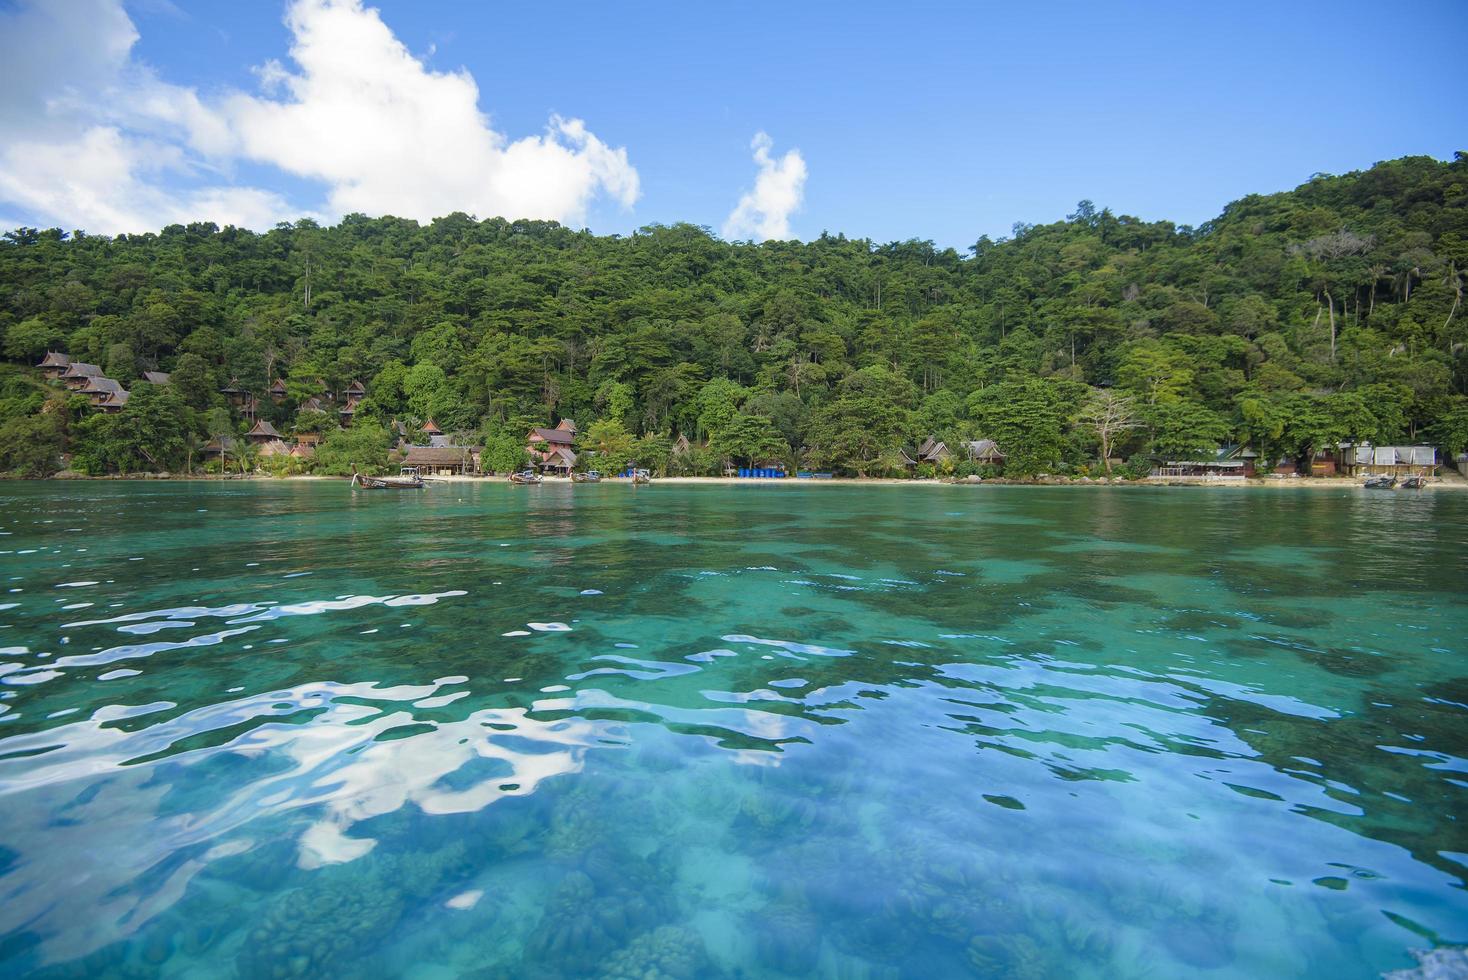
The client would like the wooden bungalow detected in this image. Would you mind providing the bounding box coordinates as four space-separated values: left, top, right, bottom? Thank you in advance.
202 436 237 462
338 396 360 427
1343 444 1438 477
97 389 130 413
344 379 367 398
421 418 442 435
80 376 125 407
289 442 316 461
142 371 171 385
961 439 1006 466
299 396 326 414
672 433 692 456
36 352 72 378
917 437 951 464
60 362 103 389
219 377 245 405
245 419 283 444
257 438 292 457
294 431 322 447
268 379 289 403
398 445 478 476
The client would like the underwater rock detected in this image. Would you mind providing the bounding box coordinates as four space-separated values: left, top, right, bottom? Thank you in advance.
751 901 821 975
1384 947 1468 980
547 800 607 858
523 870 669 978
598 924 712 980
966 933 1056 980
234 861 405 979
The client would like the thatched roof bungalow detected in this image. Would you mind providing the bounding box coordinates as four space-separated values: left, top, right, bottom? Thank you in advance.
60 362 103 389
245 419 282 443
398 445 478 475
36 352 71 378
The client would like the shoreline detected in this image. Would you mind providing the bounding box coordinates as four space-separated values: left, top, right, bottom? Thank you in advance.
16 473 1467 490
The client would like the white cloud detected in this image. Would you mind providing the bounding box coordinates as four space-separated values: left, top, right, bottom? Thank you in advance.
722 132 807 242
0 0 639 235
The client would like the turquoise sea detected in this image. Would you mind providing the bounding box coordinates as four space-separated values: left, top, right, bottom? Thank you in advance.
0 481 1464 978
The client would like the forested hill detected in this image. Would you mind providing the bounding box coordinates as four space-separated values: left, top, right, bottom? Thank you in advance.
1 153 1466 477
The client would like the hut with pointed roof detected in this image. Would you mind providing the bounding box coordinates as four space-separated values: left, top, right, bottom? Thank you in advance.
245 419 283 444
98 389 130 413
81 376 125 407
36 352 72 378
142 371 171 385
268 379 288 403
60 362 103 389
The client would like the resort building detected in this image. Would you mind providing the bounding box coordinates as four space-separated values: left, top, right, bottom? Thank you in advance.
961 439 1006 467
60 362 103 389
80 376 126 407
97 389 130 413
245 420 283 444
268 379 289 403
1152 444 1257 480
1343 445 1439 477
397 445 479 476
338 396 360 427
527 419 577 473
142 371 171 385
36 352 71 378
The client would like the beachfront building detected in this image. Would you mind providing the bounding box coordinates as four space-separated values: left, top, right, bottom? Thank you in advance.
961 439 1006 468
527 419 577 473
1152 444 1257 480
1343 444 1439 477
398 445 479 476
36 352 71 378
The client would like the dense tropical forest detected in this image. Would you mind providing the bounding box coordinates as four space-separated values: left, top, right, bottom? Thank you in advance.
1 153 1466 479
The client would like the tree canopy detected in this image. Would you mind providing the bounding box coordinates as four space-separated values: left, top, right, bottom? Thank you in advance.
2 154 1466 477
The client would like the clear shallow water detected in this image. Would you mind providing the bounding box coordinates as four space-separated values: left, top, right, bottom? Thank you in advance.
0 481 1464 979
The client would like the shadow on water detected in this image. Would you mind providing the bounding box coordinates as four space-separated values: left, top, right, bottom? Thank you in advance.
0 481 1464 978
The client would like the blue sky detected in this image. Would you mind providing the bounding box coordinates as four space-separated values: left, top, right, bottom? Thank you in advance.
2 0 1465 246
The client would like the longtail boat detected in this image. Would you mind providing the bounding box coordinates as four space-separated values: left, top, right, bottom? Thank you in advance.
572 470 601 483
510 470 543 485
351 465 425 490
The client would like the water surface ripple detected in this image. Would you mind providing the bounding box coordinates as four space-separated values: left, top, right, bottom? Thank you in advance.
0 482 1464 977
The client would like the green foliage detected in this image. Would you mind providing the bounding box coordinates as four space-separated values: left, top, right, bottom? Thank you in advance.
708 412 786 466
969 378 1084 476
314 424 391 475
579 418 636 474
2 155 1466 477
71 384 190 474
479 426 527 474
